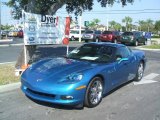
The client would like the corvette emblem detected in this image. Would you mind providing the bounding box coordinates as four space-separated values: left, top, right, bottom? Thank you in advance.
36 79 42 82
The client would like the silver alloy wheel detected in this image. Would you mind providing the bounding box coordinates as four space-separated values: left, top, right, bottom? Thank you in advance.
144 40 147 45
71 36 75 41
135 41 138 46
114 39 117 43
138 63 144 80
96 38 99 42
89 80 103 105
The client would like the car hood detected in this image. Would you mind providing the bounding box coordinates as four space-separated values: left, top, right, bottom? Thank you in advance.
22 57 99 83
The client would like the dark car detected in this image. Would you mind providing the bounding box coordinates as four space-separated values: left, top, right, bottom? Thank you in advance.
21 42 146 108
82 30 101 42
118 31 147 46
1 30 9 38
17 30 23 38
99 31 120 43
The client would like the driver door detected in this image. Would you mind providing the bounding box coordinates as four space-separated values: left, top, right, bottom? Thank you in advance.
110 46 131 87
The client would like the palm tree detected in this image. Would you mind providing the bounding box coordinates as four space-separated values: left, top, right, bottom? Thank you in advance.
93 19 101 25
122 16 132 31
114 23 122 31
146 19 154 32
138 20 145 31
109 20 116 30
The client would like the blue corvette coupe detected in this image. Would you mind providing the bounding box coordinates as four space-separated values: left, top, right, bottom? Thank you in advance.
21 42 146 108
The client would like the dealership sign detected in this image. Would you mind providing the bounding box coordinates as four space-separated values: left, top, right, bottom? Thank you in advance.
22 11 70 45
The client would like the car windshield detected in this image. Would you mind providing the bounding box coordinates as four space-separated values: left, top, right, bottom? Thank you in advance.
102 31 112 34
122 32 133 36
67 44 115 63
70 30 79 34
85 31 93 34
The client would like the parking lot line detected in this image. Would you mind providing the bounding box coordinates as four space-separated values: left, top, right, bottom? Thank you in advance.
143 73 159 80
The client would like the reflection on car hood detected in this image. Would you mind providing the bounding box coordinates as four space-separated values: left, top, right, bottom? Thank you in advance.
23 57 99 83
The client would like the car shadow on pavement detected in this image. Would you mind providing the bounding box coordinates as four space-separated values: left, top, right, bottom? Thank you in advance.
25 80 133 110
103 80 133 98
26 96 84 110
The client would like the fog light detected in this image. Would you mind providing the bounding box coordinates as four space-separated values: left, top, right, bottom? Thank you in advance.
61 95 73 100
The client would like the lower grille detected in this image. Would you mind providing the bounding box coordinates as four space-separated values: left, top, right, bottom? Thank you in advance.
27 88 55 98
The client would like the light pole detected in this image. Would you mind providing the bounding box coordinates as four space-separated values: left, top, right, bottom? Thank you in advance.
0 0 1 39
78 15 82 42
106 3 109 30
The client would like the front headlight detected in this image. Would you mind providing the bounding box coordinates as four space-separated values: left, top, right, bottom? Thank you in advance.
68 73 83 81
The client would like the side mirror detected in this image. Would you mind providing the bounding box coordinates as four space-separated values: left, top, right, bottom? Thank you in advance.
118 58 129 64
116 55 122 61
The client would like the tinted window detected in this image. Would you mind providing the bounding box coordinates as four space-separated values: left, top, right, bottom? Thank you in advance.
116 46 131 58
103 31 112 34
70 30 79 34
95 31 101 34
67 44 115 63
114 31 119 35
85 31 94 34
70 30 85 34
122 32 133 36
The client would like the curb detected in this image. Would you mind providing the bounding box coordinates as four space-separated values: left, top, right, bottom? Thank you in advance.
0 82 21 93
0 43 24 47
135 46 160 51
0 39 13 42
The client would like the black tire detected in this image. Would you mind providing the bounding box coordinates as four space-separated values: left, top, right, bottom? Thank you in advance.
134 62 144 82
85 40 88 42
143 40 147 45
84 77 103 108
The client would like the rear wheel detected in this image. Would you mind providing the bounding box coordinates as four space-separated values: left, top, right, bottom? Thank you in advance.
114 39 117 43
95 38 99 42
134 62 144 82
85 39 89 42
71 36 75 41
84 77 103 108
143 40 147 45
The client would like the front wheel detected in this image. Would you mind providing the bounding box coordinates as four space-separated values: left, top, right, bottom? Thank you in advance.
84 77 103 108
134 62 144 82
134 41 138 46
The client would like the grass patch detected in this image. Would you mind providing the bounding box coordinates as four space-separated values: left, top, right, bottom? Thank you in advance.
143 44 160 49
0 63 20 85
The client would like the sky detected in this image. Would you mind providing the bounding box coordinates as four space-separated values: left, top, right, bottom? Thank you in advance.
1 0 160 26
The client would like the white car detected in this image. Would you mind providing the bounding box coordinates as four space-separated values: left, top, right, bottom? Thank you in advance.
69 29 85 40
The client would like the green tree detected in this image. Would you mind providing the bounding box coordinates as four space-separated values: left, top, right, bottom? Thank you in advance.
7 0 134 19
155 20 160 31
114 23 122 31
1 24 14 30
109 20 116 29
93 19 101 25
146 19 154 32
88 19 101 29
122 16 132 31
109 21 121 31
138 20 145 31
137 19 154 32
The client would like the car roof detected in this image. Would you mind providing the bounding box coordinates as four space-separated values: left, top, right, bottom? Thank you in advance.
84 42 125 48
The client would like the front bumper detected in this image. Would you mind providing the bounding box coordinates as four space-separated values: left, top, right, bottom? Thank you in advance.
21 80 86 105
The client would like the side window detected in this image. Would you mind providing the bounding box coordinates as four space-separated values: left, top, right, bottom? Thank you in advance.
116 46 130 59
